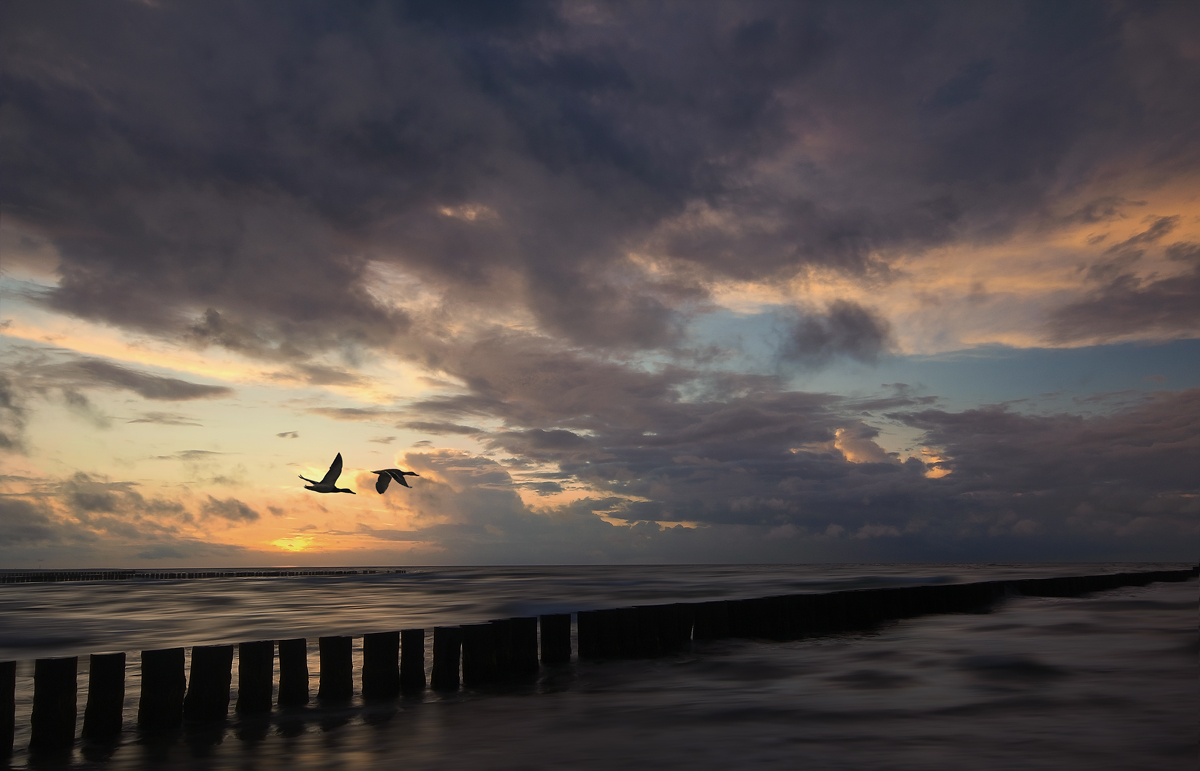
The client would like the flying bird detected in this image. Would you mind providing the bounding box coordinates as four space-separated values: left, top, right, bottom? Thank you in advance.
299 453 356 494
371 468 420 494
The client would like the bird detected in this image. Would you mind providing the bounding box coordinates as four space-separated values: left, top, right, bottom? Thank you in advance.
371 468 420 494
299 453 356 494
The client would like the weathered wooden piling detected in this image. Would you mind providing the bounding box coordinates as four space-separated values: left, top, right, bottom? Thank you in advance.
400 629 426 692
511 617 540 675
1 661 14 757
576 610 599 658
633 606 662 657
362 631 400 700
692 599 730 641
318 636 353 701
616 607 642 657
138 648 185 732
276 638 308 705
489 619 514 674
539 614 571 664
30 657 76 752
430 627 461 691
461 624 498 686
183 645 233 722
81 652 125 742
235 641 273 715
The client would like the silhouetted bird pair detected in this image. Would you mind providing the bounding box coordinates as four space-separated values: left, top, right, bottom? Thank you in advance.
299 453 418 495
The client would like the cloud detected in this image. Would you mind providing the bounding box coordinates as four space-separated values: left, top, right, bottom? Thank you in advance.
1047 240 1200 343
0 497 65 544
6 348 233 402
45 358 233 400
276 431 299 439
0 374 29 452
402 422 484 436
60 388 112 429
6 0 1197 363
356 524 425 542
153 450 224 461
782 301 895 366
128 412 202 426
200 495 260 523
134 540 248 561
4 1 1199 564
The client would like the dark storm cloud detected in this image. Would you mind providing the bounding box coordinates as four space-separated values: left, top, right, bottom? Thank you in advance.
5 1 1197 356
782 301 895 366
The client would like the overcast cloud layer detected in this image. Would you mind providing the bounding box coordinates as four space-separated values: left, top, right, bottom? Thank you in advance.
1 0 1198 566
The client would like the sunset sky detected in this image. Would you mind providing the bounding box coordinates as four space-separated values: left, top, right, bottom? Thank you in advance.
2 0 1198 567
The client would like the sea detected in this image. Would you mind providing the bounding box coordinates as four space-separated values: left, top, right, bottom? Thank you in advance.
0 563 1195 770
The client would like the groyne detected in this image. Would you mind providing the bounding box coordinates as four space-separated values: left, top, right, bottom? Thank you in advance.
2 566 1195 756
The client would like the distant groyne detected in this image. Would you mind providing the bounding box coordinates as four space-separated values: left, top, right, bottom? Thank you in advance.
2 566 1196 757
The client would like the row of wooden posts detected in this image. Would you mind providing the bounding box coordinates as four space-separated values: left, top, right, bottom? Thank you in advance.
2 567 1195 755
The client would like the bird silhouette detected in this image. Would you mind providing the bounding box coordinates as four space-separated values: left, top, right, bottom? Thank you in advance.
371 468 420 493
299 453 356 494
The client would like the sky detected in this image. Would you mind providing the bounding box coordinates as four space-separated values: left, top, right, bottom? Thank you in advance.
1 0 1198 567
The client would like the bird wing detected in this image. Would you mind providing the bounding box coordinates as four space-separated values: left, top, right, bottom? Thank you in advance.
374 472 391 494
320 453 343 485
387 469 412 488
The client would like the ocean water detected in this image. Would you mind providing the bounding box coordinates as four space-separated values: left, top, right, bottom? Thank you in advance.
0 563 1195 769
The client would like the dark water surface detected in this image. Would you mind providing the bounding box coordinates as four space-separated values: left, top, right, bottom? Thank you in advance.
0 564 1195 769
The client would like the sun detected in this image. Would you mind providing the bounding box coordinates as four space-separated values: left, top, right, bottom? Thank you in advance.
271 536 315 552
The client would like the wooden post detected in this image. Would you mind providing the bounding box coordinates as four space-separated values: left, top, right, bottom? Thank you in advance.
599 608 624 657
400 629 426 692
0 661 14 758
672 603 696 650
430 627 461 691
317 637 353 701
633 606 662 657
277 639 308 706
489 619 514 676
511 617 539 675
576 610 598 659
138 648 185 732
81 652 125 742
183 645 233 722
461 624 497 687
362 632 400 701
30 657 77 751
615 608 640 658
235 641 274 715
539 614 571 664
